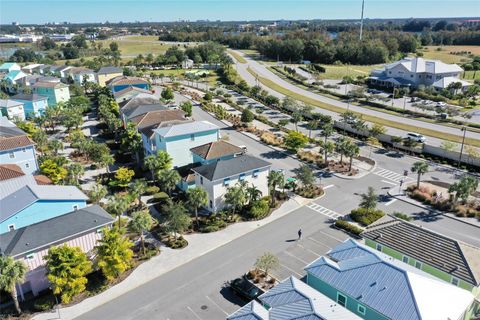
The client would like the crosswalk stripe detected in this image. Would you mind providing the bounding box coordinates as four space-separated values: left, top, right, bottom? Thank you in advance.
373 167 413 183
307 203 342 219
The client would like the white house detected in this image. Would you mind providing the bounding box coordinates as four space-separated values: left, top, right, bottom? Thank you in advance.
191 154 271 212
182 58 194 69
144 120 220 168
369 57 468 89
67 67 97 84
0 100 25 120
0 62 21 73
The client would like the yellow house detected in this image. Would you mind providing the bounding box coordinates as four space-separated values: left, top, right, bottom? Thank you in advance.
96 66 123 87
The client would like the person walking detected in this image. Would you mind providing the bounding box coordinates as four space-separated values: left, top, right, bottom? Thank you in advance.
297 228 302 240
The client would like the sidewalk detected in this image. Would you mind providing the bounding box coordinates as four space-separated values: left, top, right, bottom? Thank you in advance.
33 198 302 320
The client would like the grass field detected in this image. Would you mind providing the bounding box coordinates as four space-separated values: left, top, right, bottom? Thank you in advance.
227 49 247 64
315 64 380 80
421 45 479 64
463 70 480 80
247 67 480 147
98 39 179 57
151 69 219 85
122 35 160 41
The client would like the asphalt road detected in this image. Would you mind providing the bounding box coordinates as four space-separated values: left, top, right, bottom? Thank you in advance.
230 50 480 147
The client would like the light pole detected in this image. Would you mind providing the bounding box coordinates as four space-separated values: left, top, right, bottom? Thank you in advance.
457 126 467 169
359 0 366 41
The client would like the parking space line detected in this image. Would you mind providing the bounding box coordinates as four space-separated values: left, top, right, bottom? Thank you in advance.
186 306 203 320
384 198 397 206
284 250 310 265
307 237 332 250
279 263 303 277
297 243 321 257
323 184 334 190
318 230 346 243
205 296 228 316
381 180 397 186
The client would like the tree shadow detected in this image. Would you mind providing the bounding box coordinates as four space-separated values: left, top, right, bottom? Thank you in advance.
260 151 288 159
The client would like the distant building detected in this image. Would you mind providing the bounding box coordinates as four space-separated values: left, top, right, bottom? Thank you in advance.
66 67 97 84
4 70 27 89
182 58 194 69
0 62 21 73
0 117 38 174
32 81 70 106
96 66 123 87
108 76 150 93
11 93 48 118
0 99 25 120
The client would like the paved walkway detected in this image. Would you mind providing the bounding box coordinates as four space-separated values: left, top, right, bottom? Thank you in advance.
33 198 302 320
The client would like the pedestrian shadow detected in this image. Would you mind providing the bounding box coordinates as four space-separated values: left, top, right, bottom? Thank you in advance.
285 239 297 242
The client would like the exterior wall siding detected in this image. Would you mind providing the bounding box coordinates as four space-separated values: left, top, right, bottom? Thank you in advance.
0 145 37 174
33 86 70 106
11 99 48 118
1 104 25 120
97 73 123 87
0 200 86 234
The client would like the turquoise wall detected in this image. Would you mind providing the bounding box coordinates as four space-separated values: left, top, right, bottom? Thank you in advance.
0 200 86 234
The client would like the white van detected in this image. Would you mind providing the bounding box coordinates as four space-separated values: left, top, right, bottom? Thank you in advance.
406 132 426 143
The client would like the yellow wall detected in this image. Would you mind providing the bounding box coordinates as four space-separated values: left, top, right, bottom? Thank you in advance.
97 72 122 87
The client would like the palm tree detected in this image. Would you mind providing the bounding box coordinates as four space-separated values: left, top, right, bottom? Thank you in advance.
246 184 262 205
411 161 429 189
360 187 378 211
224 185 247 215
157 170 181 196
144 151 172 183
343 140 360 172
267 170 284 206
291 112 303 132
335 139 347 163
130 210 154 255
186 186 208 227
307 119 319 139
319 140 335 165
130 179 147 208
0 256 27 315
164 202 191 239
88 182 108 204
107 194 130 228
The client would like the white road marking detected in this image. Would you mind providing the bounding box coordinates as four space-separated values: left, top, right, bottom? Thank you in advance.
306 203 342 219
319 230 346 243
186 306 203 320
297 243 321 257
205 296 228 315
374 167 412 183
381 180 397 186
323 184 335 190
279 263 303 277
384 198 397 206
284 250 310 265
307 237 332 250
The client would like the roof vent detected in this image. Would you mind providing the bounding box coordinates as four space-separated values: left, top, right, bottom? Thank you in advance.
357 294 363 300
370 281 377 287
381 286 387 291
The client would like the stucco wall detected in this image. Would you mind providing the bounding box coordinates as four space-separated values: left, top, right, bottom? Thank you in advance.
0 145 37 174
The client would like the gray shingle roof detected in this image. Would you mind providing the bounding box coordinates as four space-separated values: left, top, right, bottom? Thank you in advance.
192 154 270 181
125 104 169 120
97 66 123 74
362 215 480 286
0 205 114 257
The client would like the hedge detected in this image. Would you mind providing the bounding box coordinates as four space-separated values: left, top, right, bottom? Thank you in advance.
335 220 363 235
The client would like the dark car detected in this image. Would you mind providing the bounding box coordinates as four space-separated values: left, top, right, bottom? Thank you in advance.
229 276 264 301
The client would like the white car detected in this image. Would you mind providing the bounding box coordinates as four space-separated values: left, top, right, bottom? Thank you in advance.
406 132 426 143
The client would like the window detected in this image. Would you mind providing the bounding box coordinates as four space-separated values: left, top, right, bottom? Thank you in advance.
357 305 366 315
336 293 347 307
26 253 35 260
375 244 382 252
200 177 203 185
72 205 79 211
451 277 459 286
9 152 15 159
415 261 422 269
223 178 230 186
190 134 195 141
8 224 15 231
25 163 30 168
252 169 259 178
239 173 246 181
22 148 26 152
402 256 409 264
96 228 104 234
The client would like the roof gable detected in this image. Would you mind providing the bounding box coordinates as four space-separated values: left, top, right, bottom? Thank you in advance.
192 154 270 181
190 141 244 160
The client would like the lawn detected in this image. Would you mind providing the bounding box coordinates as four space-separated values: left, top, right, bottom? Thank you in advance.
315 64 380 80
98 39 181 57
151 69 219 85
227 49 247 64
247 66 480 147
122 35 160 41
421 45 479 64
462 70 480 80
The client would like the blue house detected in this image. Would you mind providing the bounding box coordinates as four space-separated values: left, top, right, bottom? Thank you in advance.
0 183 88 234
108 76 150 94
11 93 48 118
143 120 220 168
304 239 476 320
0 62 21 73
0 117 38 174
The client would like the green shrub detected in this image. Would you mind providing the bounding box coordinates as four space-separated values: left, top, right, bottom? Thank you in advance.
335 220 363 235
153 192 169 203
248 199 270 220
393 212 412 221
350 208 385 226
34 294 55 311
145 186 160 195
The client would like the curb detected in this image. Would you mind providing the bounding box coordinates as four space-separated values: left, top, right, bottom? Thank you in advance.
332 158 377 180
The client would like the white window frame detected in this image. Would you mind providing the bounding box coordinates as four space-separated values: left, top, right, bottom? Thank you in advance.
357 304 366 315
415 261 422 269
451 277 459 286
9 152 15 158
402 256 409 264
8 224 15 231
336 292 347 307
252 169 259 178
223 178 230 186
26 253 35 260
239 173 246 181
25 163 30 168
376 243 382 252
72 205 79 211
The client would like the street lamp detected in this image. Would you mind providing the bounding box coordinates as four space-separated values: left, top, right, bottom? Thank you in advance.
457 126 467 169
403 84 411 112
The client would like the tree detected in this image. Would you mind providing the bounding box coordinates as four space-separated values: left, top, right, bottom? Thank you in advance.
319 140 335 165
411 161 429 189
268 170 284 206
180 101 193 117
157 169 181 196
440 141 456 156
369 124 386 139
130 179 147 207
120 123 143 164
66 162 84 185
254 252 279 276
241 108 254 123
114 167 135 188
0 256 27 315
360 187 378 211
96 228 133 280
295 164 315 187
40 159 67 184
48 139 64 156
161 87 174 102
449 176 479 204
224 184 247 215
45 245 92 304
246 184 262 205
284 131 308 151
144 151 172 182
186 186 208 226
106 194 130 228
164 202 191 239
343 139 360 171
307 120 318 139
130 210 155 255
291 112 303 132
87 182 108 203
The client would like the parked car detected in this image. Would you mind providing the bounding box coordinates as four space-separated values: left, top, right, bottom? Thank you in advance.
238 145 248 153
229 276 264 301
436 102 447 107
406 132 426 143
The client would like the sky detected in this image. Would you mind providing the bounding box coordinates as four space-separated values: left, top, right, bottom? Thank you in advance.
1 0 479 24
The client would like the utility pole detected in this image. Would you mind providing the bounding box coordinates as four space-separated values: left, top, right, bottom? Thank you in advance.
359 0 365 41
457 127 467 168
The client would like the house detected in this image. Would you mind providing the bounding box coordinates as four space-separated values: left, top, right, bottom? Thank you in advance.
132 109 186 131
305 239 476 320
0 164 51 185
21 64 44 74
0 62 21 73
0 99 25 120
52 65 72 79
146 120 220 168
37 64 52 75
432 77 472 93
36 76 61 83
66 67 96 84
4 70 27 88
32 81 70 106
113 86 153 103
361 215 480 295
369 57 467 89
0 205 114 297
96 66 123 87
228 276 362 320
192 154 271 212
107 76 150 93
21 74 42 87
119 93 163 125
191 140 244 165
182 58 194 69
0 182 88 234
0 117 38 174
11 93 48 118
